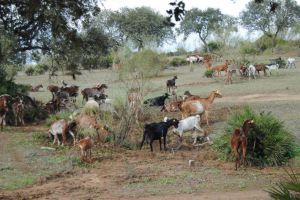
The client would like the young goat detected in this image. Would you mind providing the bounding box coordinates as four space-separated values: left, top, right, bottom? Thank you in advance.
140 118 179 152
12 97 25 126
144 93 170 106
231 119 255 170
166 76 178 93
78 136 94 162
168 115 209 145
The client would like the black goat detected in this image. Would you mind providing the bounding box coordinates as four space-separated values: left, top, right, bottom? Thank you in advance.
144 93 170 106
140 118 179 152
166 76 178 93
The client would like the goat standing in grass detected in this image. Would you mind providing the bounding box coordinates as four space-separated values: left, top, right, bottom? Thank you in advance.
140 118 179 152
166 76 178 93
78 136 94 162
12 97 25 126
144 93 170 107
231 119 255 170
48 119 76 146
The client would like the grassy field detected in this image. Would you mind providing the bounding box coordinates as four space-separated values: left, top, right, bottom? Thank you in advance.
1 54 299 199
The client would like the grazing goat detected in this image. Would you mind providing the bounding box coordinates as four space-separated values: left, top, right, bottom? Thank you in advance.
166 76 178 93
140 118 179 152
248 65 257 79
81 84 108 103
30 84 43 92
266 64 279 75
231 119 255 170
212 60 229 76
180 90 222 125
0 94 12 131
254 64 267 76
47 85 59 99
70 114 108 141
78 136 94 161
83 99 100 116
287 57 296 69
48 119 76 146
144 93 170 106
169 115 208 145
12 97 25 126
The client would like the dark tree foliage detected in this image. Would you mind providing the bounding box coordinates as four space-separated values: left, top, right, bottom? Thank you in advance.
0 0 100 52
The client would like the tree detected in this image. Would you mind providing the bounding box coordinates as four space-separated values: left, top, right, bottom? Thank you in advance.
109 7 174 51
240 0 300 49
0 0 100 52
177 8 225 52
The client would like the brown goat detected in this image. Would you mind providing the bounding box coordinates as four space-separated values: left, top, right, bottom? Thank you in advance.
12 97 25 126
212 60 229 76
0 94 11 131
231 119 255 170
161 99 183 112
78 136 94 162
47 85 59 99
180 90 222 125
81 84 108 103
30 84 43 92
254 64 267 76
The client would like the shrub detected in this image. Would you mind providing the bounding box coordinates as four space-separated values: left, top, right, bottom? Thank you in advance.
34 64 48 75
99 55 113 68
204 70 214 78
207 41 223 52
213 106 296 167
169 57 187 67
25 66 35 76
46 112 72 127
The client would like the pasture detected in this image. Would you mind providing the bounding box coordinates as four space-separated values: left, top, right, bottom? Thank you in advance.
1 54 300 199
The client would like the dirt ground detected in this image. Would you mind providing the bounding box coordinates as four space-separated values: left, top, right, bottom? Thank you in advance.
1 92 299 200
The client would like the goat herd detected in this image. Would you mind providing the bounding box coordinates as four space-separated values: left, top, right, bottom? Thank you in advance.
0 55 297 169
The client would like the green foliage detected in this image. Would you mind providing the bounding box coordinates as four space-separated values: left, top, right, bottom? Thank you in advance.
207 41 223 52
213 106 297 166
25 66 35 76
109 6 174 50
204 70 214 78
240 41 258 55
267 168 300 200
99 55 113 68
46 112 72 127
169 57 188 67
254 35 273 52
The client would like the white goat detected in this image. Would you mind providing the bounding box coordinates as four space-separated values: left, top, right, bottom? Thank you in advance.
287 57 296 69
48 119 76 146
165 115 208 145
266 64 279 75
248 65 256 80
83 99 100 116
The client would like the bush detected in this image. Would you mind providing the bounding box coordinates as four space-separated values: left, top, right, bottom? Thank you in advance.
99 55 113 68
207 41 223 52
169 57 187 67
204 70 214 78
25 66 35 76
34 63 48 75
46 112 73 127
213 106 297 167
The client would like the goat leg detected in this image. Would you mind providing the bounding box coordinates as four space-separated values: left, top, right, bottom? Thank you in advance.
159 138 162 151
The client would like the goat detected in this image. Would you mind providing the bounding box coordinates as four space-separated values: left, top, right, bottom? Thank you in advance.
81 84 108 103
166 76 178 93
180 90 222 125
183 91 200 101
231 119 255 170
78 136 94 161
0 94 12 131
70 114 108 141
287 57 296 69
82 99 100 116
254 64 267 76
248 65 257 80
170 115 208 145
144 93 170 106
47 85 59 100
160 99 183 112
266 64 279 75
12 97 25 126
140 118 179 152
212 60 229 76
48 119 76 146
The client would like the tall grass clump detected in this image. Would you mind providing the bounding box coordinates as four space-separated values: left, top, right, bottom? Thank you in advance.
267 168 300 200
45 112 72 126
213 106 297 167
